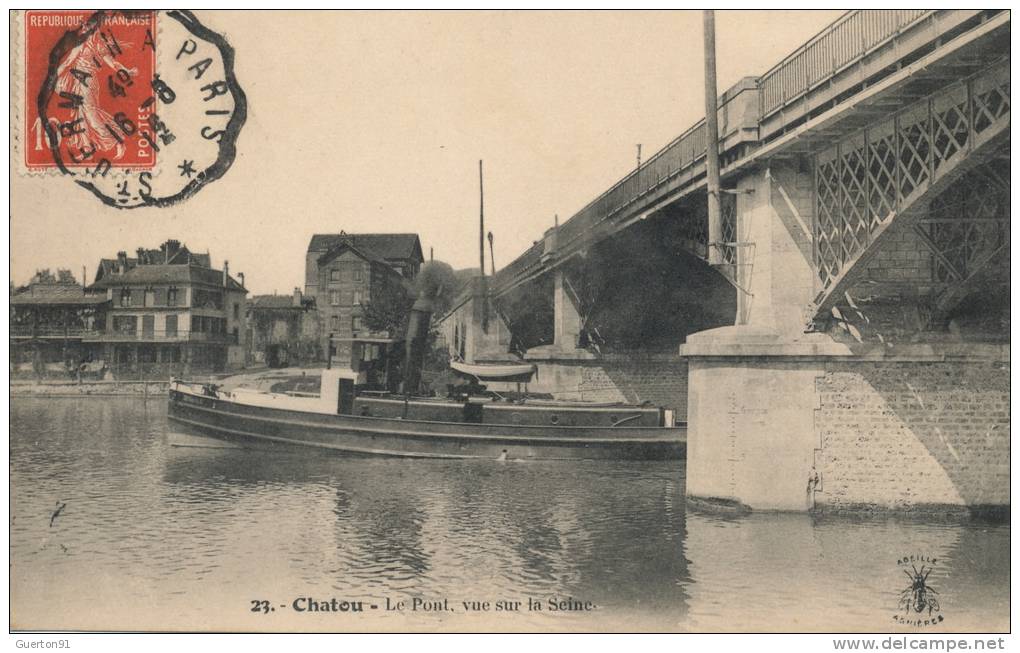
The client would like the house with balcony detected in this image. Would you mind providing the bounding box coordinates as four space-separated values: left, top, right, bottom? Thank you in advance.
86 240 248 376
10 282 110 378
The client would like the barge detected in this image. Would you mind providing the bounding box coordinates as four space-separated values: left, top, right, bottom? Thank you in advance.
167 368 685 460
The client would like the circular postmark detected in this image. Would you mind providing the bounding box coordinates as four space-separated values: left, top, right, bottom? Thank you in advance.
37 9 246 208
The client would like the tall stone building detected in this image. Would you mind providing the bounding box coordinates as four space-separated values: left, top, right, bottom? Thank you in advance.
304 232 424 366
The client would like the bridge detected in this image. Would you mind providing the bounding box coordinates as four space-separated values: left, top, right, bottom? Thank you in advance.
437 10 1009 514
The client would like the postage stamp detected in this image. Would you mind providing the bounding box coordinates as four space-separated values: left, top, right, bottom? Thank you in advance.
23 10 157 171
15 9 247 208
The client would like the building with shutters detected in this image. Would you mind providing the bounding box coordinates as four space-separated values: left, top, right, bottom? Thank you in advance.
304 232 423 367
85 240 248 376
10 282 110 378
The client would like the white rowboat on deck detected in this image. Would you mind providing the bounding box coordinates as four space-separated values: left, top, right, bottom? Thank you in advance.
449 360 536 382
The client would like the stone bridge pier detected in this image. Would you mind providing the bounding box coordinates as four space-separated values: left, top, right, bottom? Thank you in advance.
684 91 1009 514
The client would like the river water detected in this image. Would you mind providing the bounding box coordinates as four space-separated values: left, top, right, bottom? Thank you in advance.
10 397 1009 632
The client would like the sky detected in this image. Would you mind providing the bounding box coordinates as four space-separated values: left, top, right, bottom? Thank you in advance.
10 10 845 295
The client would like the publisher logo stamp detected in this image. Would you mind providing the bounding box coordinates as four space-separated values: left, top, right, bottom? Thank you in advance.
894 555 944 627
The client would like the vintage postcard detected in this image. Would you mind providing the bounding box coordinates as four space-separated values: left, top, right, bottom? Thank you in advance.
8 9 1010 639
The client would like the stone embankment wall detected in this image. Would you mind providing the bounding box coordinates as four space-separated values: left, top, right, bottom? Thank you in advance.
524 354 689 421
10 381 170 397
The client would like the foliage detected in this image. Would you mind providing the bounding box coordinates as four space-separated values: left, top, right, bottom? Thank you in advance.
362 260 462 336
362 277 414 335
415 261 460 317
27 268 77 285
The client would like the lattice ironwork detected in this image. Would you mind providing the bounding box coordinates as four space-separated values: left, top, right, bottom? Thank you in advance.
815 151 843 284
813 60 1009 291
867 120 898 228
841 133 870 262
719 192 737 265
923 166 1009 284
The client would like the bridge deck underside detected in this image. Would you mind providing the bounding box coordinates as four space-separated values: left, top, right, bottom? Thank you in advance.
495 212 737 353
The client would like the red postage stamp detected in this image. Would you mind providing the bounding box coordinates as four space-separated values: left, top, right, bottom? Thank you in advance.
17 9 246 207
23 10 157 170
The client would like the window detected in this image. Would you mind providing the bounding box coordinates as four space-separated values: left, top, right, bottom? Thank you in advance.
165 314 178 337
167 287 178 307
113 315 137 333
330 290 340 306
144 287 155 307
193 288 223 309
119 289 132 307
330 268 340 281
232 327 239 344
330 315 339 331
352 316 362 332
166 346 181 363
233 303 239 320
354 267 363 282
352 290 363 305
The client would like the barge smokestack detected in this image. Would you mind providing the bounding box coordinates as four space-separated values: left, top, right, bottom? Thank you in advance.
401 296 433 396
399 262 448 395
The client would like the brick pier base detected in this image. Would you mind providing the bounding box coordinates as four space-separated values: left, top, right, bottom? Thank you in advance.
683 326 1009 514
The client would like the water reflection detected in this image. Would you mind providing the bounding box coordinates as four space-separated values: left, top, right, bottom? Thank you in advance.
684 510 1009 632
10 398 1006 632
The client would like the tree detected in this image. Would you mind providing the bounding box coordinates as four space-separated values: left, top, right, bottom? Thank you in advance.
30 268 57 284
416 261 460 319
362 260 462 336
28 268 77 285
362 277 414 335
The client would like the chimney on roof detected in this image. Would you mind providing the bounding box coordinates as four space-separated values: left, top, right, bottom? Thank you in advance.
116 251 128 272
223 260 229 287
136 247 146 264
238 272 245 288
292 287 302 307
162 239 182 262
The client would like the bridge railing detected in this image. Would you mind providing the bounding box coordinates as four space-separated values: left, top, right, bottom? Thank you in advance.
491 240 546 294
556 120 708 254
759 10 933 128
492 119 711 294
494 9 995 295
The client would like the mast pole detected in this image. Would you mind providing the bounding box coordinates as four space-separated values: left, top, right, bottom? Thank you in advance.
479 160 488 332
479 160 485 277
487 231 495 276
703 10 723 265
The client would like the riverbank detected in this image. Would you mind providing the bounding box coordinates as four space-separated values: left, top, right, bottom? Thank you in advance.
8 366 298 397
10 380 171 397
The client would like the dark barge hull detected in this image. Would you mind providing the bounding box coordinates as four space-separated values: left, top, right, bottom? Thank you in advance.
168 390 686 461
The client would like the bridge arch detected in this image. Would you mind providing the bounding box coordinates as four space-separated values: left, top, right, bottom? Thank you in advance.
812 59 1009 325
495 195 737 356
